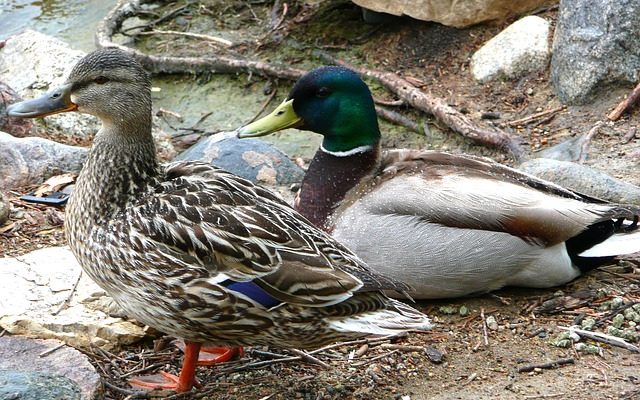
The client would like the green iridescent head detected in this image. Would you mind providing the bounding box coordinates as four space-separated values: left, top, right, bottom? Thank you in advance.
237 66 380 153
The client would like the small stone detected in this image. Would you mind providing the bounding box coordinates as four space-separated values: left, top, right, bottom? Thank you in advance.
551 331 574 348
424 346 444 363
611 297 625 309
607 326 624 338
580 317 596 331
485 315 498 331
438 305 458 315
624 309 640 323
459 305 470 316
471 16 551 82
575 342 602 355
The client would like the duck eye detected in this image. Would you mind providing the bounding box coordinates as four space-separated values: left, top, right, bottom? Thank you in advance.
316 87 331 98
94 76 108 84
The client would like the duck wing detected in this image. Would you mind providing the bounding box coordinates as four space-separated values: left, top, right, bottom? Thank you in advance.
340 150 640 246
123 161 407 308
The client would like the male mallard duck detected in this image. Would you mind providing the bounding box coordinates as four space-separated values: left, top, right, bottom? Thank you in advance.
7 50 431 392
237 66 640 299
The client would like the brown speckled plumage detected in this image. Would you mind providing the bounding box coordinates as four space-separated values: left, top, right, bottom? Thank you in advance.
12 49 430 350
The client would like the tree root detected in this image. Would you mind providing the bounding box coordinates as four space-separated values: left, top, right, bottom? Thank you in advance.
97 0 522 158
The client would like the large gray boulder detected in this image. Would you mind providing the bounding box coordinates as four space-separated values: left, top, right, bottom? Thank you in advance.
177 132 305 186
551 0 640 104
352 0 556 27
471 16 551 82
520 158 640 205
0 131 87 190
0 30 175 158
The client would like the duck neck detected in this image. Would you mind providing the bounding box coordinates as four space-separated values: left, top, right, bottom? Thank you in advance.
66 122 159 233
295 142 380 231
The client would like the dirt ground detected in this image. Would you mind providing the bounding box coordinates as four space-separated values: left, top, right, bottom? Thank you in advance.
2 1 640 399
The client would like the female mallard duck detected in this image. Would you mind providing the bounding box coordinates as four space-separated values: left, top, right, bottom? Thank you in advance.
7 50 431 392
237 66 640 300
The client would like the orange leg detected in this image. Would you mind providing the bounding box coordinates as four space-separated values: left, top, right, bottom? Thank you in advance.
195 346 244 365
129 341 201 392
174 341 244 365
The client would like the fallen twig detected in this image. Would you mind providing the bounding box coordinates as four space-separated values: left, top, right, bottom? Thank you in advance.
121 3 189 33
517 357 575 373
375 105 421 133
246 88 278 124
39 342 66 358
524 393 566 399
351 349 399 367
621 127 637 144
103 381 149 399
51 270 82 316
480 307 489 346
579 121 604 163
507 106 564 127
559 326 640 352
135 30 233 47
608 81 640 121
288 348 330 368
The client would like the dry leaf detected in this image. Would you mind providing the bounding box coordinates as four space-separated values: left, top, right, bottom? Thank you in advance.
33 173 76 197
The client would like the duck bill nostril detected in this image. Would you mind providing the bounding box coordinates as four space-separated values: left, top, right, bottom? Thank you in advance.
7 83 77 118
236 98 303 138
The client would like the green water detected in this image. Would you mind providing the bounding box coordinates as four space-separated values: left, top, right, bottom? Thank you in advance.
0 0 117 52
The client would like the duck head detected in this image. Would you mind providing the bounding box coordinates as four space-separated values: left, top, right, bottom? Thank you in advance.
7 48 151 132
237 66 381 153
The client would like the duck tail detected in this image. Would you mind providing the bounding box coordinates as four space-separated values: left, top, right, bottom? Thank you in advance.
569 215 640 270
578 226 640 257
328 299 432 335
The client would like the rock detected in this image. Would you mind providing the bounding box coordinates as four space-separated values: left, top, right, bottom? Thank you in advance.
0 191 8 225
519 158 640 205
0 246 147 350
0 81 33 137
0 131 87 190
533 134 589 162
177 132 305 186
485 315 499 331
0 30 175 159
471 16 551 83
0 336 101 400
0 370 81 400
352 0 555 28
550 0 640 104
